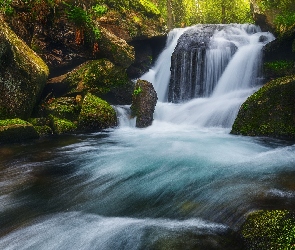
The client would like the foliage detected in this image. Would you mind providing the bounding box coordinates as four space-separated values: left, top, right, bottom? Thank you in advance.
264 60 294 75
0 0 13 15
133 86 142 95
256 0 295 33
195 0 253 24
64 2 104 42
91 4 108 17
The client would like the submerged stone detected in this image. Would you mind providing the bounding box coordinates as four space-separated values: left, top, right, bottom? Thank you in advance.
231 75 295 139
0 19 49 120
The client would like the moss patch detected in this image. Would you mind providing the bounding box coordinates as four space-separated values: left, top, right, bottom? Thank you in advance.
242 210 295 249
78 93 117 131
50 116 77 135
231 75 295 139
43 97 81 121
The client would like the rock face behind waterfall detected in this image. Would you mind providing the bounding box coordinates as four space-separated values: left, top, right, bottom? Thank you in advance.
131 80 157 128
168 25 237 103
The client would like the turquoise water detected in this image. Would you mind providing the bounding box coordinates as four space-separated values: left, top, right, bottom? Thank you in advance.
0 126 294 249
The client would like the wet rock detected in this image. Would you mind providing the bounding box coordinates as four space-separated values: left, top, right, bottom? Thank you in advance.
0 19 49 120
78 93 117 131
131 79 157 128
99 26 135 68
0 119 39 143
169 25 237 102
241 210 295 249
231 75 295 139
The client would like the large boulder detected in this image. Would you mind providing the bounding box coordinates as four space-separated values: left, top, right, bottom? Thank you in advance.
131 79 157 128
231 75 295 139
0 19 49 120
99 26 135 68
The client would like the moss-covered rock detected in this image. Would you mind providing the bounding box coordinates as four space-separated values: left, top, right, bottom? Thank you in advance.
231 75 295 139
241 210 295 249
28 117 53 137
44 59 131 101
130 79 157 128
42 97 81 121
78 93 117 131
50 116 77 135
0 18 49 120
99 26 135 68
0 118 39 143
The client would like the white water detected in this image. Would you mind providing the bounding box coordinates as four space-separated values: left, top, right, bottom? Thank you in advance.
141 28 189 102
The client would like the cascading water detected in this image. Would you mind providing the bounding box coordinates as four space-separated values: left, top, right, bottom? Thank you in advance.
1 25 295 250
139 24 275 128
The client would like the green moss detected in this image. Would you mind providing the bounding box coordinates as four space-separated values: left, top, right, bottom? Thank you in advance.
0 118 39 143
78 93 117 131
50 116 77 135
0 118 29 126
231 75 295 139
34 125 53 136
65 59 129 96
0 19 49 120
242 210 295 249
264 60 295 77
43 97 81 121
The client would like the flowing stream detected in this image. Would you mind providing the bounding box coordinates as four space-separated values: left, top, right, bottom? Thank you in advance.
0 25 295 249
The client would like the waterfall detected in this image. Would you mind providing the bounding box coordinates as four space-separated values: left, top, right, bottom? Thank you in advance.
140 27 189 102
119 24 275 129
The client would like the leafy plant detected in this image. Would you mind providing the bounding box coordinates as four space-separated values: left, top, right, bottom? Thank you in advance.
92 4 108 17
0 0 14 15
133 86 142 95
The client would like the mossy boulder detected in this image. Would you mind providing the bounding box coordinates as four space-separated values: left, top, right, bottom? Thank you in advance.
130 79 157 128
44 59 132 103
231 75 295 139
99 26 135 68
0 118 39 143
78 93 117 131
28 117 53 137
50 116 77 135
241 210 295 249
42 97 81 121
0 19 49 120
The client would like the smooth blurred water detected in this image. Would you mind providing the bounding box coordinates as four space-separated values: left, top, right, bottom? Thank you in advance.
0 25 294 249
